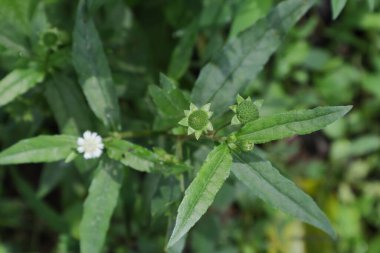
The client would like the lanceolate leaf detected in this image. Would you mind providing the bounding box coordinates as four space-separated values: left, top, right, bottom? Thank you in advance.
105 138 159 173
229 0 272 38
45 74 94 136
232 151 336 239
168 144 232 247
331 0 347 20
168 20 198 80
0 135 76 165
236 106 352 144
191 0 316 116
0 69 44 107
73 0 121 130
80 158 124 253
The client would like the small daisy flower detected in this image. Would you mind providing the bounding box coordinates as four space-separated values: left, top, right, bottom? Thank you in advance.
77 131 104 159
230 95 261 125
178 103 213 140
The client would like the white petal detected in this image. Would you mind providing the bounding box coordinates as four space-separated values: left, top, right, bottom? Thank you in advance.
77 146 85 153
91 132 98 139
95 136 102 143
98 143 104 149
84 152 92 159
83 131 91 139
93 149 102 158
77 138 84 145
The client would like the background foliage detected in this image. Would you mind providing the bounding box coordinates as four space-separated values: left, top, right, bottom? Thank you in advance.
0 0 379 252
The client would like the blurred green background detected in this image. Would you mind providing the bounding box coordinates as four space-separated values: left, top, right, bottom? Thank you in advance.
0 0 379 252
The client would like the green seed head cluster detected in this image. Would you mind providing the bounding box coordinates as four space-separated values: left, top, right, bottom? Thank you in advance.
188 110 209 130
236 100 259 124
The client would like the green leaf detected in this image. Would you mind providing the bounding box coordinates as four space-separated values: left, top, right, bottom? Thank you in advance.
149 74 189 130
11 170 69 233
199 0 234 27
86 0 108 13
236 106 352 144
331 0 347 19
0 33 29 57
80 158 124 253
232 151 336 239
0 0 32 59
0 69 44 107
0 0 31 35
367 0 376 11
168 144 232 247
229 0 272 38
168 20 198 80
191 0 315 116
44 74 94 135
0 135 77 165
105 138 159 173
73 0 121 130
37 162 70 198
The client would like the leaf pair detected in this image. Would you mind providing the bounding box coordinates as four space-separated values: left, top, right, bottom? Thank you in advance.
167 105 352 246
167 144 336 247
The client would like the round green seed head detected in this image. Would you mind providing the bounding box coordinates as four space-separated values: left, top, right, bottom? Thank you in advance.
236 100 259 124
188 110 209 130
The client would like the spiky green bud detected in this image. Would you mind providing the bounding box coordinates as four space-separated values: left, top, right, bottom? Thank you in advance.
230 95 262 125
179 103 213 140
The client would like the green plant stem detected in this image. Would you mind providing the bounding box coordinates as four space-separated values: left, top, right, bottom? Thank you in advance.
115 129 223 143
176 137 186 193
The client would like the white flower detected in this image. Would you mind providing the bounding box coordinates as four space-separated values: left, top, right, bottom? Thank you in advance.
77 131 104 159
